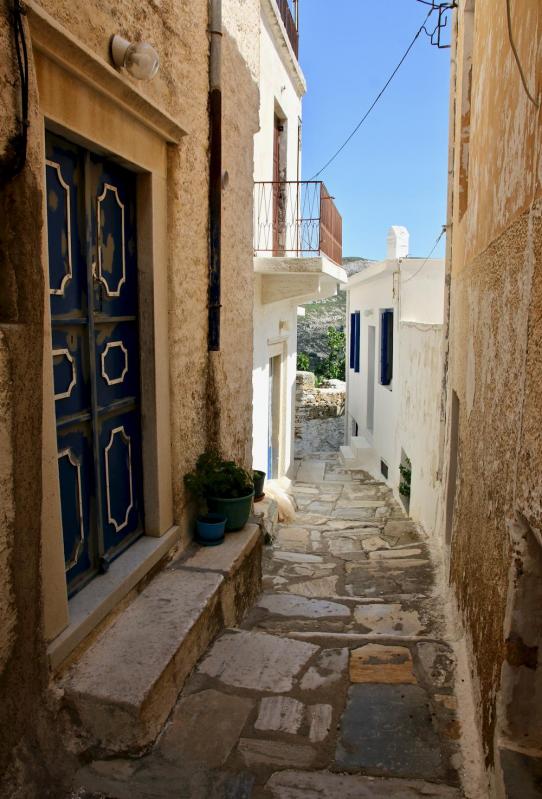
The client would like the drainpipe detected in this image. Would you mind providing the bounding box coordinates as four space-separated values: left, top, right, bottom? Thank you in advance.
208 0 222 351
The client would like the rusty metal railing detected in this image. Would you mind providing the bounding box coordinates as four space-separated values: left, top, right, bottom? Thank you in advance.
254 180 343 265
277 0 299 57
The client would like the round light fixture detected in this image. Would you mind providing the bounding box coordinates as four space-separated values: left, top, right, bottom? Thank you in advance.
110 35 159 80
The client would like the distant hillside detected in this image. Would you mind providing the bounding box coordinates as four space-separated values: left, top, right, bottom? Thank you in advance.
297 258 372 372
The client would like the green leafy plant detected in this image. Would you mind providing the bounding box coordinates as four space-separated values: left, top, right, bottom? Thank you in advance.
315 326 346 382
184 451 254 501
399 459 412 498
297 352 310 371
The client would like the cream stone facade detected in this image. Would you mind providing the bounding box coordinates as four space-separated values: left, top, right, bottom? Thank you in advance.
344 227 445 535
252 0 346 482
0 0 260 794
439 1 542 793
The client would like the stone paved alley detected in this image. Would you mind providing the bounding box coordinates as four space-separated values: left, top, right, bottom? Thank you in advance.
74 453 468 799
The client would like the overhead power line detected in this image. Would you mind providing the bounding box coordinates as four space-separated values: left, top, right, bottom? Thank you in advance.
308 7 435 181
400 226 446 283
505 0 540 108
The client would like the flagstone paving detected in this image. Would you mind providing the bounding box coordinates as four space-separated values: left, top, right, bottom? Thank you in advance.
73 453 465 799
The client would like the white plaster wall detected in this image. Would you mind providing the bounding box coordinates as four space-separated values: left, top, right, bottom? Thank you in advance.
400 259 445 324
252 4 303 479
347 262 398 474
252 275 298 477
253 11 302 183
346 256 445 533
397 323 444 533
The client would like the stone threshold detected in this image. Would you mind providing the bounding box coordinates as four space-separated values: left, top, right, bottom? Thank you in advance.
59 524 262 754
48 525 182 671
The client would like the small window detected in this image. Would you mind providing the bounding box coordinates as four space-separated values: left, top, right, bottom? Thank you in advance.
380 459 389 479
349 312 356 369
380 309 393 386
350 310 361 373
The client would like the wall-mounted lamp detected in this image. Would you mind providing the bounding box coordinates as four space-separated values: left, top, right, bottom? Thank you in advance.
110 35 159 80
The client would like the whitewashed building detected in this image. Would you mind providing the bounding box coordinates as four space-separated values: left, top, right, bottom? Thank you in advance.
343 227 445 533
252 0 347 480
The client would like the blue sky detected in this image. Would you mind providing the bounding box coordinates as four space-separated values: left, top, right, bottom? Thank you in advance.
299 1 451 261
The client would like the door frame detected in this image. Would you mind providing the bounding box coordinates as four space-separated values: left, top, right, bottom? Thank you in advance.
29 7 186 664
367 324 376 432
267 340 287 479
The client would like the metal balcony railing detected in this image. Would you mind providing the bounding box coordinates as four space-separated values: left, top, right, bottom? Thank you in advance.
277 0 298 57
254 180 343 265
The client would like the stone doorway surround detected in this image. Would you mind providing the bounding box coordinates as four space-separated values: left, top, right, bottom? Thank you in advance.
25 1 187 668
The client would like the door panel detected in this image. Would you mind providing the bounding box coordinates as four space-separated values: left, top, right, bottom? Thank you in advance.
46 131 144 596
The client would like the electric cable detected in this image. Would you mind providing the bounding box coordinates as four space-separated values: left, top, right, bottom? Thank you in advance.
0 0 29 182
505 0 540 109
400 227 446 283
308 7 435 181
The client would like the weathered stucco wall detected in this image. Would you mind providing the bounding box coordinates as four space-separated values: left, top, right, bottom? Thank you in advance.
0 0 259 794
397 323 443 535
442 0 542 782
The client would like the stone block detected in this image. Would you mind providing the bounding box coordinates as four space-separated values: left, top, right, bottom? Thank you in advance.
258 593 350 619
354 603 423 635
159 689 253 766
179 524 262 627
197 630 318 692
287 576 338 598
308 704 333 742
335 684 447 779
61 570 225 752
349 644 416 684
300 648 348 690
255 696 304 734
238 739 315 769
266 770 463 798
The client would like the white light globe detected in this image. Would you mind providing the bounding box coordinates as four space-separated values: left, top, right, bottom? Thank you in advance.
124 42 160 80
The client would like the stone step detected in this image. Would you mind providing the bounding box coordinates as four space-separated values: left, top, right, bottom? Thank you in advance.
61 524 261 754
339 445 356 463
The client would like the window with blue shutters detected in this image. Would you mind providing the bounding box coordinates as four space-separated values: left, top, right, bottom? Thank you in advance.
349 312 356 369
350 311 361 373
380 309 394 386
354 311 361 372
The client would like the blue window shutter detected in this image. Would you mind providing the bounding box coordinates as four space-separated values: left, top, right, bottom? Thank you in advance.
349 312 356 369
380 309 393 385
354 311 361 373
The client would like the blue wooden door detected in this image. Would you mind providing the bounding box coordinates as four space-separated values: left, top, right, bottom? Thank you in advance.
46 132 144 596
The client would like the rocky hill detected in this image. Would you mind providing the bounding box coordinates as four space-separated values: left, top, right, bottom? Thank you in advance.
297 257 372 372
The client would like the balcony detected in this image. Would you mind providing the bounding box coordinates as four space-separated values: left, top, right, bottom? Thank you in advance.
254 180 343 265
253 180 346 305
277 0 298 58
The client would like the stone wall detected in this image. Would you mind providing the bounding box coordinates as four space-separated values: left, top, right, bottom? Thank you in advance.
0 1 259 795
441 0 542 788
295 371 345 456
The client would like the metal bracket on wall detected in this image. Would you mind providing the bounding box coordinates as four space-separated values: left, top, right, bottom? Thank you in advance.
416 0 457 49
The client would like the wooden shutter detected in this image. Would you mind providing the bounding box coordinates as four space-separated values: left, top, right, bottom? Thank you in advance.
354 311 361 373
380 309 393 385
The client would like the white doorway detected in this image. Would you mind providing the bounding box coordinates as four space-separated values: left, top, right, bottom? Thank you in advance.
367 325 376 432
268 354 283 478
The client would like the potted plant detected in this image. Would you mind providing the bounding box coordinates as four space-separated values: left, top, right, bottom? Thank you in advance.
184 451 254 532
196 512 227 546
253 469 266 501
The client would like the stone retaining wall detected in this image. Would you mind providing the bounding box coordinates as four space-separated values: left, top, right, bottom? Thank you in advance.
295 372 345 456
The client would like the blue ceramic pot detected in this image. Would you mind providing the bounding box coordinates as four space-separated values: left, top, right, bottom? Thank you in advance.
196 513 227 546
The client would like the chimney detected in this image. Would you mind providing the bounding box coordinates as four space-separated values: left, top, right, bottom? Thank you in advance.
386 226 409 260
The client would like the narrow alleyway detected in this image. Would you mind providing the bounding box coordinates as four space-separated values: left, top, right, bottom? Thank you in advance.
75 452 465 799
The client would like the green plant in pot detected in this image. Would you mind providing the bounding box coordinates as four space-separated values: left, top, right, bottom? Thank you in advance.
253 469 266 501
184 451 254 532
